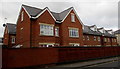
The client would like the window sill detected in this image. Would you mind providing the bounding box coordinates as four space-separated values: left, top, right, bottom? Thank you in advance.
69 37 79 38
39 34 54 37
55 36 59 37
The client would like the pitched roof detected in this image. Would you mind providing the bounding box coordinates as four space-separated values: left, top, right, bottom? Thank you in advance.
6 23 16 35
22 4 43 17
97 28 116 37
22 4 73 22
114 29 120 34
83 25 102 36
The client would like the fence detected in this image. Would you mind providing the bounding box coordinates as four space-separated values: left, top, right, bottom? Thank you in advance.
2 46 120 68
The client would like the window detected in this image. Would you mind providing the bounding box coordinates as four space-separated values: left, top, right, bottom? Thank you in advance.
54 43 60 46
21 11 24 21
12 37 15 44
104 38 107 42
71 13 75 22
94 36 96 41
114 39 116 42
87 36 89 40
98 37 100 41
39 43 54 47
69 28 79 37
55 27 59 36
83 36 85 40
69 43 80 46
108 38 110 42
40 24 54 36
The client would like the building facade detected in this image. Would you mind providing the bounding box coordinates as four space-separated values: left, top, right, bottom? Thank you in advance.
3 4 118 48
16 5 84 48
83 25 117 46
3 23 16 47
114 29 120 45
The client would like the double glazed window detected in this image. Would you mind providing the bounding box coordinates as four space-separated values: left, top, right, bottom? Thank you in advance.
98 37 100 41
69 43 80 46
69 28 79 37
40 24 53 36
21 11 24 22
55 27 59 36
71 13 75 22
94 36 96 41
12 37 15 44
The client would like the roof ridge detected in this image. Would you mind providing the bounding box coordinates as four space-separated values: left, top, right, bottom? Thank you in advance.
60 7 73 13
22 4 43 10
6 23 16 25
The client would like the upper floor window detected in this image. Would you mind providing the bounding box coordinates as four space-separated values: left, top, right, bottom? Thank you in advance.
83 36 85 40
108 38 110 42
12 37 15 44
69 28 79 37
114 39 116 42
55 27 59 36
94 36 96 41
21 11 24 22
104 38 107 42
40 24 54 36
98 37 100 41
71 13 75 22
87 36 89 40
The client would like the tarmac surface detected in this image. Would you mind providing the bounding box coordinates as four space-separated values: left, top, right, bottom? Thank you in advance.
49 56 120 69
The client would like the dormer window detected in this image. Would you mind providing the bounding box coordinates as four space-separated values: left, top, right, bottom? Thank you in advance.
21 11 24 22
71 13 75 22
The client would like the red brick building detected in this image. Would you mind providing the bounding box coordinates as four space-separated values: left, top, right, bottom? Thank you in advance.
3 23 16 47
3 4 118 48
83 25 117 46
16 5 84 48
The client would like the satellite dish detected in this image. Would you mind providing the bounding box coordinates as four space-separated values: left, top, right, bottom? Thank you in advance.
3 24 6 27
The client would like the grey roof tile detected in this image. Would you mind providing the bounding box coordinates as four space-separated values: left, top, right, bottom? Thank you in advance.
22 4 73 22
114 29 120 34
22 4 43 17
6 23 16 35
83 25 102 36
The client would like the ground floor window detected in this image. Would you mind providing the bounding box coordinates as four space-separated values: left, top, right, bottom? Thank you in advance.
69 43 80 46
39 43 55 47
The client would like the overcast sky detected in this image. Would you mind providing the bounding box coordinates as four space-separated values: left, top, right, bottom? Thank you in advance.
0 0 119 37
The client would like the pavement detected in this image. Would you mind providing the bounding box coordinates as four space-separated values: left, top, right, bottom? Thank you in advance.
50 56 120 68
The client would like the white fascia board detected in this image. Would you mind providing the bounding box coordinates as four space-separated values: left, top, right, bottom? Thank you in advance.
61 8 73 23
22 6 31 18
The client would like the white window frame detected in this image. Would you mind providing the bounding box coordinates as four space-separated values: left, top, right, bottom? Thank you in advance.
83 36 85 40
55 27 59 37
39 43 55 47
40 23 54 36
69 28 79 37
21 11 24 22
98 37 100 41
87 36 89 40
12 37 15 44
108 38 110 42
94 36 96 41
71 13 75 22
69 43 80 46
104 38 107 42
